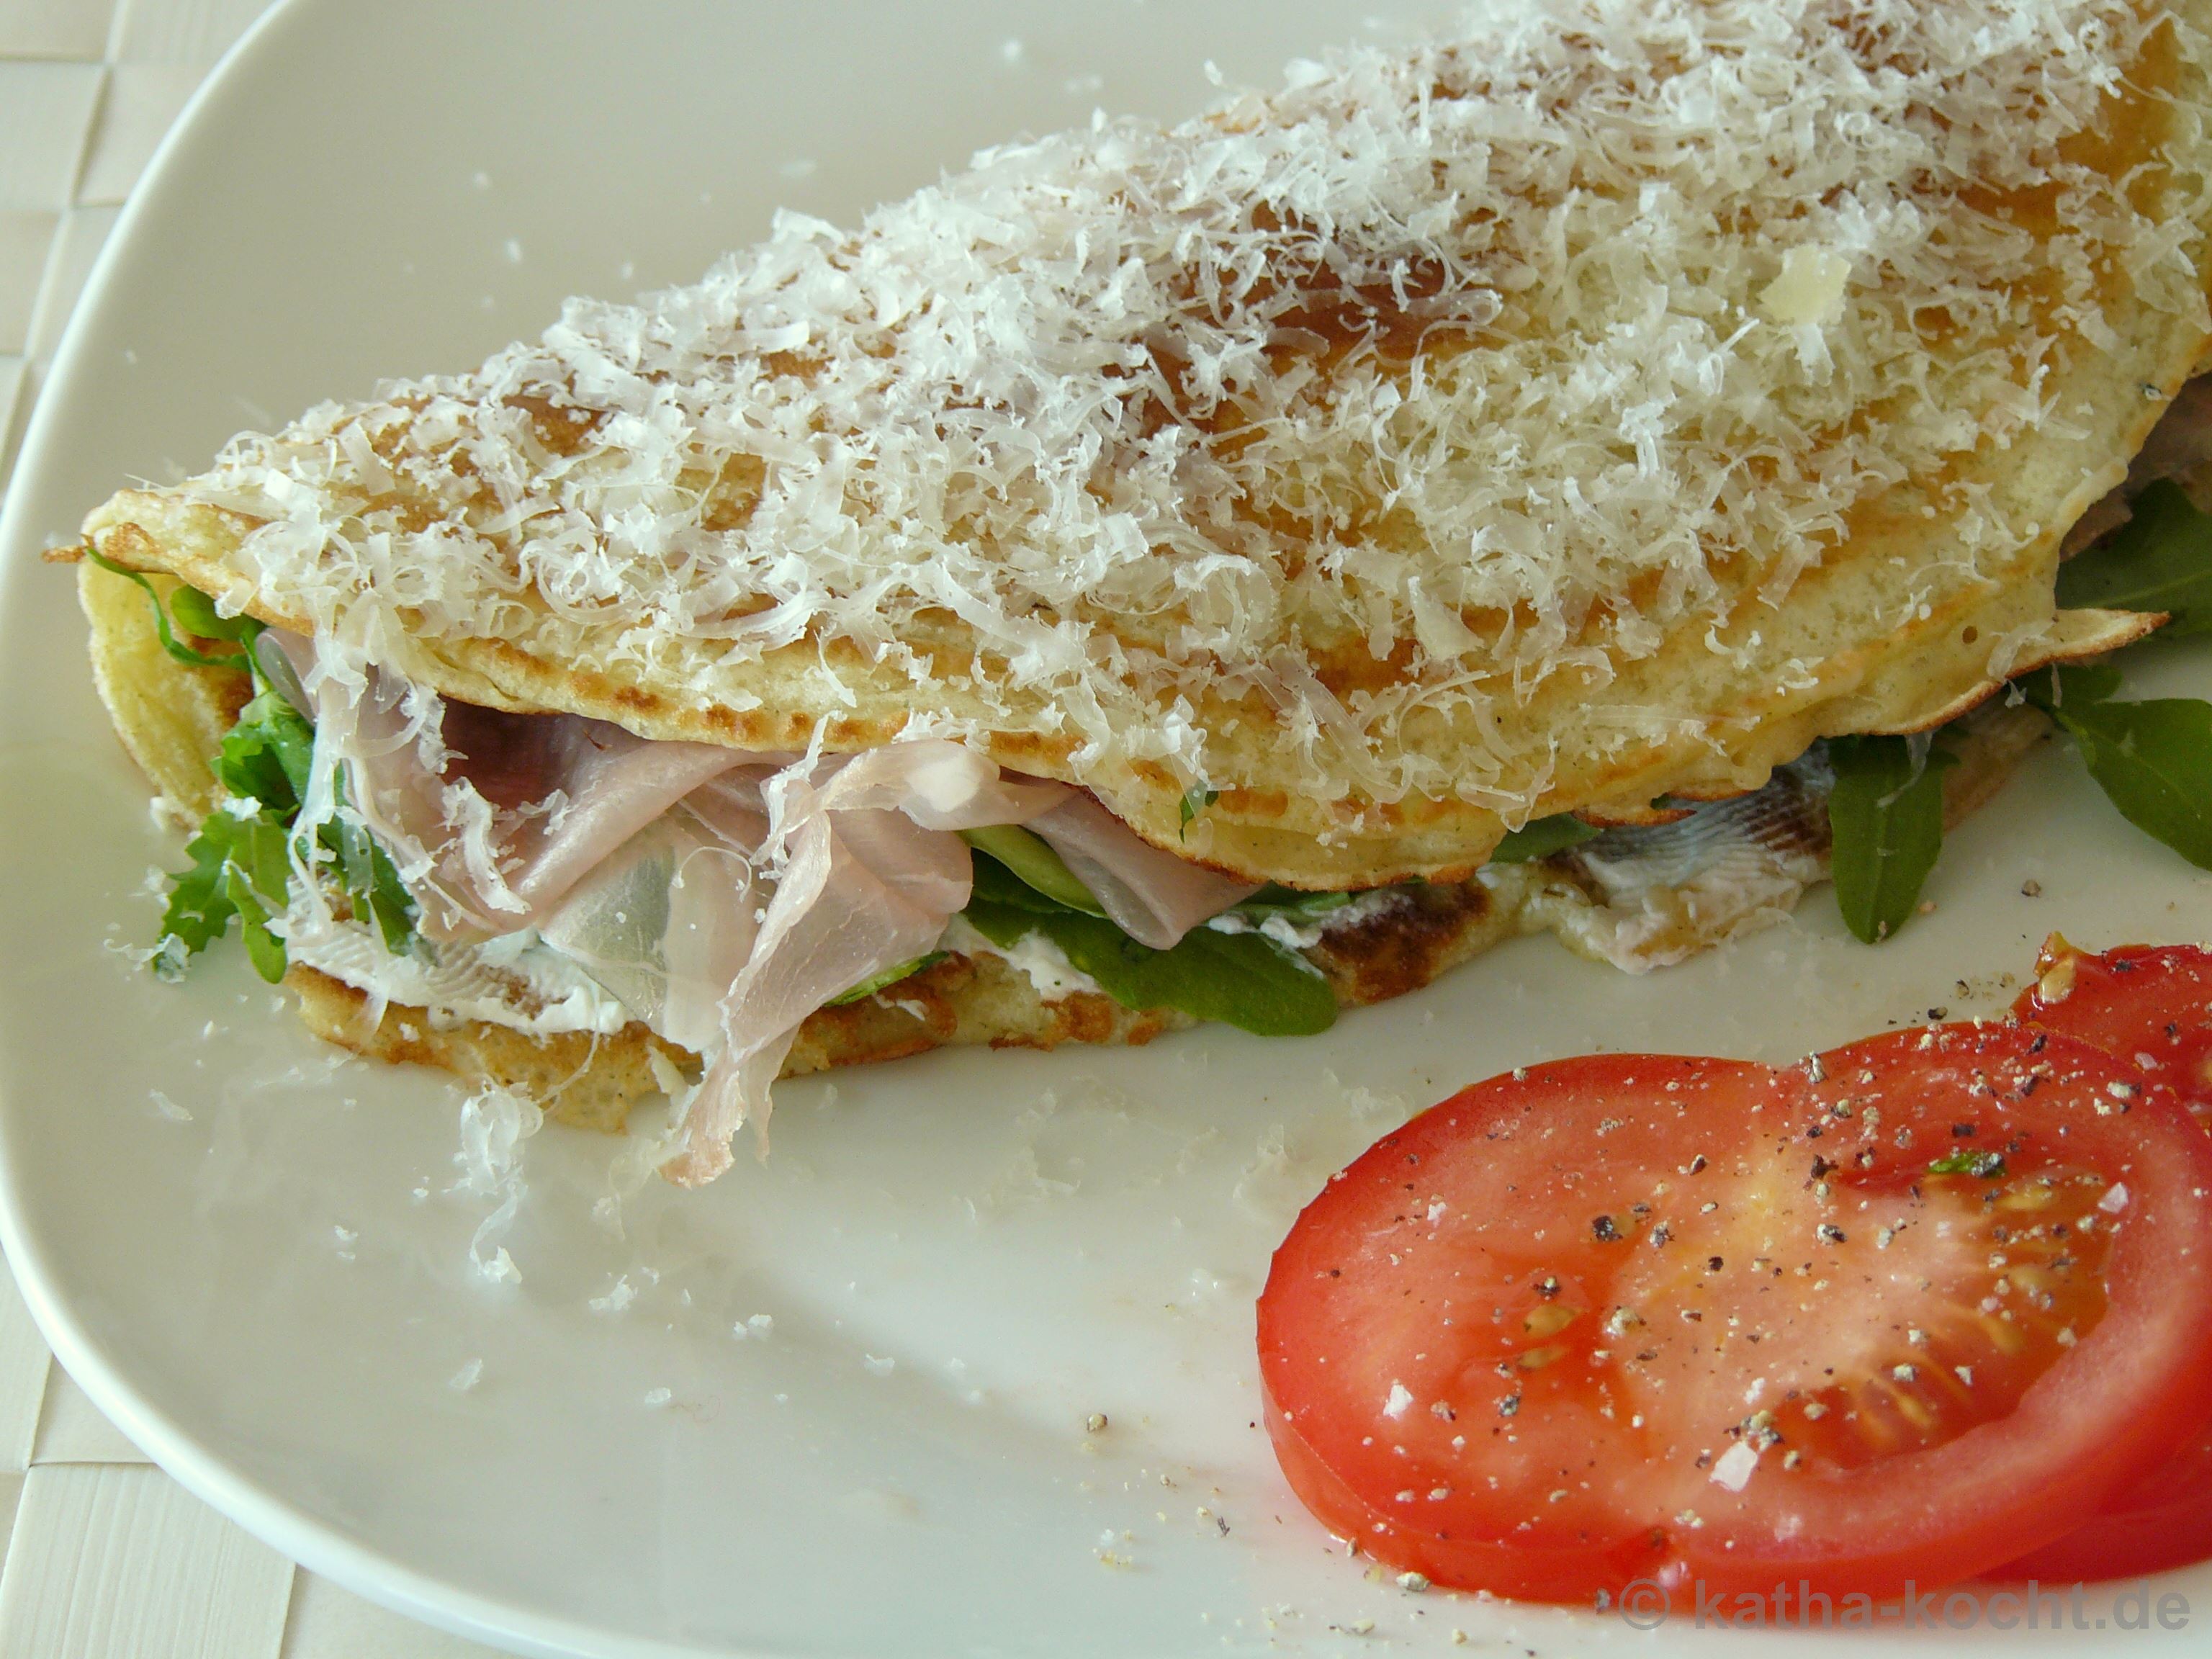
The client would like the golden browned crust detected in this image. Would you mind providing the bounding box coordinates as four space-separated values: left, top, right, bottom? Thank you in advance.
290 949 1194 1134
290 965 683 1133
1305 880 1519 1008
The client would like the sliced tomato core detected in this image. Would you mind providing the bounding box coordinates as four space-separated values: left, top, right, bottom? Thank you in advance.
1604 1133 2117 1480
1257 1026 2212 1604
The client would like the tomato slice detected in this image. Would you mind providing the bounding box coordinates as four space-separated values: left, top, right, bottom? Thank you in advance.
2015 936 2212 1123
1989 937 2212 1582
1256 1028 2212 1604
1999 1419 2212 1582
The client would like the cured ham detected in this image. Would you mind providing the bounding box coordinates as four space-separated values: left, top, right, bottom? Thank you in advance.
1026 793 1258 948
2063 372 2212 557
267 629 1272 1181
537 805 765 1053
270 629 751 940
660 745 1070 1185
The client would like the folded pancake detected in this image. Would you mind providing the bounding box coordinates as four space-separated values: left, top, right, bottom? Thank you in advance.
80 0 2211 873
65 0 2212 1179
79 553 2046 1132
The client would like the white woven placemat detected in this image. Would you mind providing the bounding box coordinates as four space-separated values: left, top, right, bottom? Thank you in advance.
0 1 507 1652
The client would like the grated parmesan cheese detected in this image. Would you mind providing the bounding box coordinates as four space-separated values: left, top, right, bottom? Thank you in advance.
283 905 632 1037
134 0 2200 844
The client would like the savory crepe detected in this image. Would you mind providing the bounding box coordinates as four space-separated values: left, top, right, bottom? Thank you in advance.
63 0 2212 1183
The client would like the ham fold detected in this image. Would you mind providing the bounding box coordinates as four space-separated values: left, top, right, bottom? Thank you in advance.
660 745 1067 1186
273 631 1263 1184
2062 372 2212 557
1025 793 1259 949
270 629 753 941
537 801 766 1054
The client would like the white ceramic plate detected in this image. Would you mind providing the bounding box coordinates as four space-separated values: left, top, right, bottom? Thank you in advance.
3 3 2211 1655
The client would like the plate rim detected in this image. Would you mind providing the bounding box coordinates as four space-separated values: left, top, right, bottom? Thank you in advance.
0 2 754 1652
3 6 2208 1657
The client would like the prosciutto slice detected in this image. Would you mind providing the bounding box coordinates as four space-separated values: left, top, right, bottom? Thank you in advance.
1026 793 1259 948
660 743 1067 1186
537 802 765 1053
2063 372 2212 557
2128 374 2212 490
270 630 755 941
270 632 1267 1186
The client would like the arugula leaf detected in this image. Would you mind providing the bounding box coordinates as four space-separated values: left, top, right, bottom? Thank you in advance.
963 851 1336 1035
2025 665 2212 869
320 810 415 953
2034 657 2124 706
162 783 421 979
224 861 289 984
1235 883 1355 920
230 814 296 903
959 826 1105 914
1488 813 1602 863
2056 480 2212 636
1825 734 1957 943
135 581 418 973
967 849 1070 914
212 689 315 813
160 821 243 964
1928 1150 2007 1179
963 895 1336 1036
827 953 950 1006
158 809 295 980
82 549 259 670
1179 787 1219 837
166 583 263 647
151 652 388 981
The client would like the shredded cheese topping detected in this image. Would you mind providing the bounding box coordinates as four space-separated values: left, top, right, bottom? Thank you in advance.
167 0 2192 816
